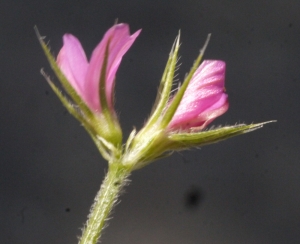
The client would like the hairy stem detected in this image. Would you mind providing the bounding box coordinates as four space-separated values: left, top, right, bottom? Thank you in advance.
79 163 131 244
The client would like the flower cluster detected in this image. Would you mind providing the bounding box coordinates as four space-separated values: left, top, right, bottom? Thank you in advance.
36 23 269 169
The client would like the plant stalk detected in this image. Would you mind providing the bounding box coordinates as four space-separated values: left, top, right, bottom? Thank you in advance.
79 163 131 244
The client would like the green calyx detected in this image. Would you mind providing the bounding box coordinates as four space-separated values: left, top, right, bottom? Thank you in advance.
120 34 213 169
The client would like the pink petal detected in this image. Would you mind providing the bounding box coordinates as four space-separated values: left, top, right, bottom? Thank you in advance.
185 94 229 129
57 34 89 101
168 60 228 131
85 24 141 112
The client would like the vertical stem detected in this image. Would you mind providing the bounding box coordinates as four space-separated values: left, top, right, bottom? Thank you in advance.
79 163 131 244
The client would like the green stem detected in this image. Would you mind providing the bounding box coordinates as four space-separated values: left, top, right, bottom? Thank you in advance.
79 163 131 244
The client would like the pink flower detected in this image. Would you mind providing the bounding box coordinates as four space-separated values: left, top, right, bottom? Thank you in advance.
57 24 141 113
168 60 228 131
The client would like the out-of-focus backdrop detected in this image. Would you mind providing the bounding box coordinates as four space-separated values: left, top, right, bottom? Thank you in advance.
1 1 299 243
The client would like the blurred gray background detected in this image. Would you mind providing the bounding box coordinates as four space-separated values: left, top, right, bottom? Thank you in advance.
0 0 299 243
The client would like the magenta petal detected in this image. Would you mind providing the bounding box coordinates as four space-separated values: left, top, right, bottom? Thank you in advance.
57 34 89 101
168 60 227 131
85 24 141 112
186 94 229 129
190 60 225 88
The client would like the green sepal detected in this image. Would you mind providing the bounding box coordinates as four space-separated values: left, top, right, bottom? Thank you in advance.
34 27 94 119
145 32 181 127
96 38 122 148
161 34 211 128
40 70 85 123
168 121 275 149
41 69 115 161
98 38 111 116
128 33 181 155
